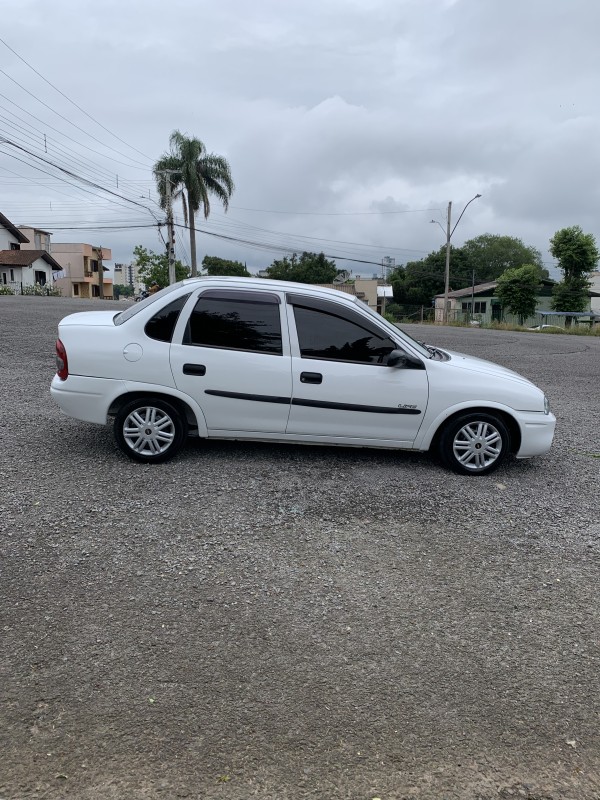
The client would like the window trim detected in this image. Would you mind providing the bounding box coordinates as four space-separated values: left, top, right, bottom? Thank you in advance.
288 293 399 366
144 292 191 343
199 288 281 305
183 290 284 355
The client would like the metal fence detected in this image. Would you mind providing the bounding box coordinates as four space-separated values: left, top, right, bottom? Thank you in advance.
1 281 61 296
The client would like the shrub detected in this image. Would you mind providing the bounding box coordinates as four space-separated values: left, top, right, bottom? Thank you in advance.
21 284 62 297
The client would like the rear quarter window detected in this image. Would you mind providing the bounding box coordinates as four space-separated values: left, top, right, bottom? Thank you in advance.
144 294 191 342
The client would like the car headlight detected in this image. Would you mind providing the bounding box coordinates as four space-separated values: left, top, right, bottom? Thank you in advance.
544 395 550 415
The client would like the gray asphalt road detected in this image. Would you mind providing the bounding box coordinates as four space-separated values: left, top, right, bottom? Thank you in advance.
1 296 599 800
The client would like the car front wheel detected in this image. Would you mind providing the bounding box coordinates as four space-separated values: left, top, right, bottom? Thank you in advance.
438 412 510 475
114 398 187 463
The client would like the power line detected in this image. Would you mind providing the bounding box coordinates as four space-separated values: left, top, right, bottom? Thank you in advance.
229 205 443 216
0 136 160 218
0 68 150 169
173 222 396 268
0 94 149 176
0 36 154 164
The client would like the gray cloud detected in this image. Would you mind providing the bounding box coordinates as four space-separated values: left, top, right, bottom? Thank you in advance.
2 0 600 276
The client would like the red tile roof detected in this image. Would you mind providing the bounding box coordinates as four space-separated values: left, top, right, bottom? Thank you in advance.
0 249 63 270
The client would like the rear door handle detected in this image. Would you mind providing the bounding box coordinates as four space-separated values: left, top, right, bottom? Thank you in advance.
300 371 322 384
183 363 206 376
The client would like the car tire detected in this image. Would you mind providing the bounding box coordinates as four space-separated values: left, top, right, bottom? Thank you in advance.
114 397 188 463
438 412 510 476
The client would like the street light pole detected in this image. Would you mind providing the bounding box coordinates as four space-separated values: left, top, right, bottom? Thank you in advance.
436 193 482 325
443 201 452 324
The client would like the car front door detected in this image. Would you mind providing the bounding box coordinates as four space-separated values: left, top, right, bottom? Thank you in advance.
170 288 292 434
285 294 429 445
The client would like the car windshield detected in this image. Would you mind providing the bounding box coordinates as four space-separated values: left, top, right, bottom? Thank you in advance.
113 282 185 325
356 300 432 358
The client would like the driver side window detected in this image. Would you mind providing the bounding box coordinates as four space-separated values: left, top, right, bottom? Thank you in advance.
293 304 397 365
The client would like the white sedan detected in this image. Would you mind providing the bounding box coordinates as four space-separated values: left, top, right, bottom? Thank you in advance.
51 277 556 475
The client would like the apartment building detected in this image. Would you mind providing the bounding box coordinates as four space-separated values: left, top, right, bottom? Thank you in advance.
52 243 113 299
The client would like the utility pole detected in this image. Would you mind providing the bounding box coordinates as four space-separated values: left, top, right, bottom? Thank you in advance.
443 202 452 325
433 194 482 325
381 256 394 317
97 246 105 300
158 169 179 285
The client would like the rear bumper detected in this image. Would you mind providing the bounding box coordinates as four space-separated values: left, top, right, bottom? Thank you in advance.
51 374 126 425
515 411 556 459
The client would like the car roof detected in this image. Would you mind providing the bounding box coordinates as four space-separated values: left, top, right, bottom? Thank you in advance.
180 276 363 306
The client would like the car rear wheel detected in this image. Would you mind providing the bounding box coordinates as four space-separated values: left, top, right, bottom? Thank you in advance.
438 412 510 475
114 398 187 463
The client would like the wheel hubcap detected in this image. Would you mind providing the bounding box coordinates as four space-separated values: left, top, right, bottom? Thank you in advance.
452 421 502 471
123 406 175 456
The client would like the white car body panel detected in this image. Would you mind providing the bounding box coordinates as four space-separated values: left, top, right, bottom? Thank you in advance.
50 277 556 468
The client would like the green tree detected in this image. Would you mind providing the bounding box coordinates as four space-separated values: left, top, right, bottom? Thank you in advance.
390 234 547 314
262 252 339 284
202 255 250 277
133 245 189 289
462 234 546 282
495 264 543 325
549 226 599 320
390 245 471 309
154 130 235 278
113 284 135 299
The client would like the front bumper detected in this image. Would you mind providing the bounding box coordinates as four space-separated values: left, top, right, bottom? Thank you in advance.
515 410 556 459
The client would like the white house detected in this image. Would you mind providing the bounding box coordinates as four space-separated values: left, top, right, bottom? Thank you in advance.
0 212 61 291
590 272 600 313
0 211 29 251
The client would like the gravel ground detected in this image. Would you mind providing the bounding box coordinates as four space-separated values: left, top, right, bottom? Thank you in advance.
1 296 599 800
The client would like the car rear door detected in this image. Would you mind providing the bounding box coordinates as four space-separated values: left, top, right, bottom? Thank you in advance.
169 288 292 434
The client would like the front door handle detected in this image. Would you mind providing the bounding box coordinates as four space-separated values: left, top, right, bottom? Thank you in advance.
183 363 206 376
300 371 322 384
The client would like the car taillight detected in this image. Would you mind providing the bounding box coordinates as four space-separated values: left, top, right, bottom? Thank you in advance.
55 339 68 380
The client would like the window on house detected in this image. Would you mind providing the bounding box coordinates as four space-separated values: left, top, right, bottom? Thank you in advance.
2 273 6 284
10 243 19 250
10 269 14 282
462 301 487 314
35 271 46 286
92 285 99 297
91 260 99 272
73 284 79 296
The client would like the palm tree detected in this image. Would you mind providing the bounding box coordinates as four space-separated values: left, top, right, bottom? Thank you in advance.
153 130 234 277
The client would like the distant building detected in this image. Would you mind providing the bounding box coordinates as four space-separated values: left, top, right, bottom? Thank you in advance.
434 280 600 326
590 272 600 313
0 212 60 291
113 261 144 293
0 211 29 251
0 249 62 290
17 226 52 254
315 278 391 314
53 243 113 299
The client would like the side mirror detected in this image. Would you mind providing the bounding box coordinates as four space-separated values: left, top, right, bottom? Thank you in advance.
387 349 422 369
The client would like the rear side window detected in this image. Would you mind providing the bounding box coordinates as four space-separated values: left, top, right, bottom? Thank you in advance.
145 294 191 342
184 290 283 355
293 304 397 364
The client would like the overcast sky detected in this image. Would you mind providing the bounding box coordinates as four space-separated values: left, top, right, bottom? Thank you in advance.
1 0 598 278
